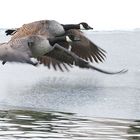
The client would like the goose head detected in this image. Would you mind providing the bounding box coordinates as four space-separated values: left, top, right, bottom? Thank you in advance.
79 22 93 30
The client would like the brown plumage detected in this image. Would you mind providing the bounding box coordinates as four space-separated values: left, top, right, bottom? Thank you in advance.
39 44 127 75
10 20 50 40
38 30 106 70
0 34 127 74
60 29 106 63
6 20 106 71
38 56 72 72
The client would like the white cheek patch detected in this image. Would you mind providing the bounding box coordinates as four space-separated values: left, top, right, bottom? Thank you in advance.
66 36 72 42
80 24 85 30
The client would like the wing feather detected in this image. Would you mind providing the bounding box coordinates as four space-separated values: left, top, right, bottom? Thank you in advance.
61 29 107 63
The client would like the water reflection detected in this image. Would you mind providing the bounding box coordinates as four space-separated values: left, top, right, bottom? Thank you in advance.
0 109 140 139
127 120 140 140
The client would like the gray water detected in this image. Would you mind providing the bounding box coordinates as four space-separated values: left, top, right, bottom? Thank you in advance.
0 29 140 139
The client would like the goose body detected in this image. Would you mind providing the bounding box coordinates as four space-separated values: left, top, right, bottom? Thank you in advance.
0 34 127 74
5 19 106 65
0 35 58 64
0 35 79 65
0 40 32 64
8 20 65 40
47 20 65 36
7 20 91 40
27 35 54 57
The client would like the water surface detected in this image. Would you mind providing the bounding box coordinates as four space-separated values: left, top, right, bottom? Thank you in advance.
0 30 140 139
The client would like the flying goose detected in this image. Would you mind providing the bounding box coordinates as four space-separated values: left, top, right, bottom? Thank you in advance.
5 20 93 37
5 20 106 65
0 34 127 74
0 35 79 66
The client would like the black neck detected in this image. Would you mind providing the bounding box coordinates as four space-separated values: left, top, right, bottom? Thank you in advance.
61 24 80 31
48 36 66 46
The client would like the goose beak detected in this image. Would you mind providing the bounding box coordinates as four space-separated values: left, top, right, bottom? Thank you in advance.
87 26 93 30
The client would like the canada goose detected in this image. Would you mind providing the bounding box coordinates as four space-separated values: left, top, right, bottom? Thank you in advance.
1 34 127 74
5 20 106 64
0 34 79 65
25 36 127 74
5 20 93 39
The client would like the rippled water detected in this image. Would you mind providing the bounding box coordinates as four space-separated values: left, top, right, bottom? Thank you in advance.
0 109 140 140
0 30 140 139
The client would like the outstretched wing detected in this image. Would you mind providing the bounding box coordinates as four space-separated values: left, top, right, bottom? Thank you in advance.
41 44 127 74
62 29 106 63
37 56 72 72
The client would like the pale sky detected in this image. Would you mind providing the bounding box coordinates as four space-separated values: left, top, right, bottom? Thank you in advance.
0 0 140 30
